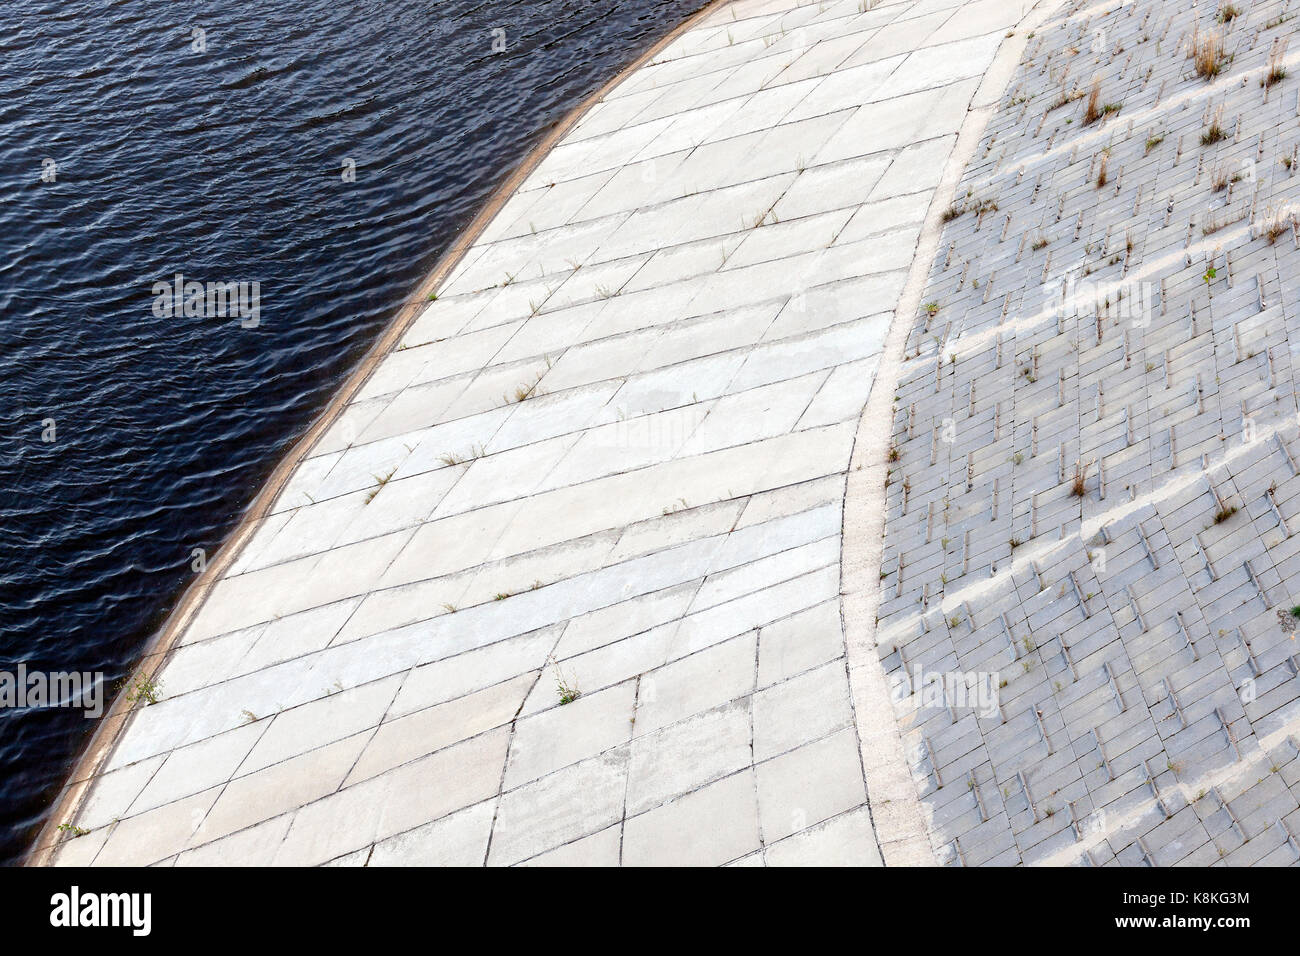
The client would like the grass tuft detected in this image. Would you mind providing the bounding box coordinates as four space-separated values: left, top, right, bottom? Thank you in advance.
1071 463 1089 497
1193 28 1224 79
548 655 581 705
1213 504 1238 523
1083 77 1103 124
123 673 163 706
1201 105 1227 145
1265 48 1288 88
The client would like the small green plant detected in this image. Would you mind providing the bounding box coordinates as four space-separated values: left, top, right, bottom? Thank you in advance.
549 655 580 705
1012 452 1024 465
1290 606 1300 619
1145 135 1164 155
494 592 511 601
888 444 900 462
924 301 940 316
1031 236 1048 251
124 673 162 706
1203 265 1217 283
57 823 89 837
941 204 964 223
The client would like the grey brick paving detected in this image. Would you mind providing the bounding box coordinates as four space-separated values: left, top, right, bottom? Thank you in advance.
879 0 1300 865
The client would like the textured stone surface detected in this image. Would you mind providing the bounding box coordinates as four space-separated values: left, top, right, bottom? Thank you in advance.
875 0 1300 866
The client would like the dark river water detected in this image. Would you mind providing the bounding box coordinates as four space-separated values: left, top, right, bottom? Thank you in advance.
0 0 706 864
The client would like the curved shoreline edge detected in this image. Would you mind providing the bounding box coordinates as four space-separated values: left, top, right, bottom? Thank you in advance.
31 0 1053 867
25 0 731 866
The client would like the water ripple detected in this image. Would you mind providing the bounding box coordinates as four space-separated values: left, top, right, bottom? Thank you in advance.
0 0 707 863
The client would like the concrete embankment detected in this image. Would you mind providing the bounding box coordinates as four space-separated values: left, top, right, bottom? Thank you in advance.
33 0 1049 866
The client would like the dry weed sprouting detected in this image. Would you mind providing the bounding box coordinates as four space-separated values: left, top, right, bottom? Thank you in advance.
1048 81 1085 112
1083 77 1103 123
1201 104 1227 145
1193 28 1224 79
1071 463 1089 497
1265 46 1288 88
1262 204 1295 243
